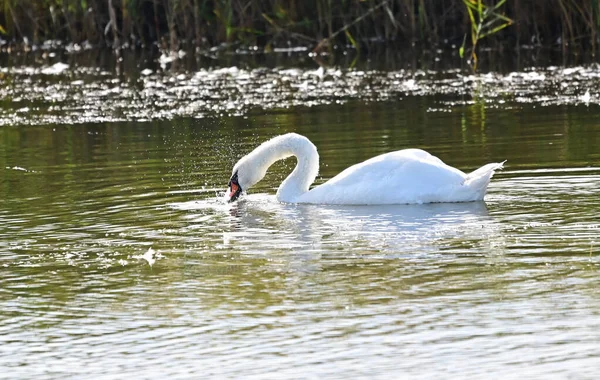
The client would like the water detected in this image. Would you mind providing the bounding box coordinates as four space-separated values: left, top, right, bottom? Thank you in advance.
1 59 600 379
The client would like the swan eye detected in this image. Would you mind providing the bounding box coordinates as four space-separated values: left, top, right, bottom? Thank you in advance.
227 172 242 202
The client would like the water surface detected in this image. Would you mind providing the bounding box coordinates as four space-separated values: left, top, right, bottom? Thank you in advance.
1 62 600 379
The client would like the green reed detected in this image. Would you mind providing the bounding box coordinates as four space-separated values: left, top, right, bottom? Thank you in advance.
460 0 512 72
0 0 598 60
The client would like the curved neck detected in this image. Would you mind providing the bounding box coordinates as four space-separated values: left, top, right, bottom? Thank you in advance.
248 134 319 202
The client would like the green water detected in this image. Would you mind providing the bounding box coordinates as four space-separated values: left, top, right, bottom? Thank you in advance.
1 64 600 378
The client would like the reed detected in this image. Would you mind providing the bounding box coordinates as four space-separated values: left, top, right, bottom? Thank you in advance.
460 0 512 71
0 0 597 57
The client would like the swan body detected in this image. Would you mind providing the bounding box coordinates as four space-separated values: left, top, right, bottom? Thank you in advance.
226 133 503 205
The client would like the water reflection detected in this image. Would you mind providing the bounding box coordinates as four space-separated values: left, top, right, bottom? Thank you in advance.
174 195 500 259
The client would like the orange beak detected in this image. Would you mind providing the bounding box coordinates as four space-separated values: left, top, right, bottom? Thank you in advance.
228 182 240 199
227 171 242 202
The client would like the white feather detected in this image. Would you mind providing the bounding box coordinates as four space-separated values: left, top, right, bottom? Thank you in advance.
228 133 504 205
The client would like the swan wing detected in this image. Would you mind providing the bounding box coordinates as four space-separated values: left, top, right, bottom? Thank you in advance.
298 149 470 205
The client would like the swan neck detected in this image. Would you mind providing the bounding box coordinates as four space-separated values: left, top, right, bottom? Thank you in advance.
258 134 319 202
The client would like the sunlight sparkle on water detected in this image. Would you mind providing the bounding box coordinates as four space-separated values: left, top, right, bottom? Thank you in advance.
1 64 599 126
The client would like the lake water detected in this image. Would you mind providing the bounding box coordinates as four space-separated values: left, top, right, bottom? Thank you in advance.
1 56 600 379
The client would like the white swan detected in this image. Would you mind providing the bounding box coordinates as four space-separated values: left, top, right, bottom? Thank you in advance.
226 133 504 205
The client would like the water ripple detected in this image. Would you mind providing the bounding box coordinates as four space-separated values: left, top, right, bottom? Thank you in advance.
2 64 600 126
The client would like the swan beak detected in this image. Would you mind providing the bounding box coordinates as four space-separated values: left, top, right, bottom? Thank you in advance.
227 172 242 202
228 182 241 202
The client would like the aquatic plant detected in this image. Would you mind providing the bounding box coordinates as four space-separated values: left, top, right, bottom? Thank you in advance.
459 0 512 72
0 0 597 57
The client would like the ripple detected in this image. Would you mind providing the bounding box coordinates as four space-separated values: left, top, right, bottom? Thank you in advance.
2 84 600 378
2 64 600 126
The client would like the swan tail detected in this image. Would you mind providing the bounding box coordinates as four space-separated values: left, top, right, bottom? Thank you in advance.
463 161 505 200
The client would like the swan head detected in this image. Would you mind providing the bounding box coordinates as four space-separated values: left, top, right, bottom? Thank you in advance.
225 133 318 202
226 153 268 202
227 171 243 202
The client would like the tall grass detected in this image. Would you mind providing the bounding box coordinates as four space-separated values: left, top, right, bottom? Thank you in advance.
0 0 598 55
460 0 512 71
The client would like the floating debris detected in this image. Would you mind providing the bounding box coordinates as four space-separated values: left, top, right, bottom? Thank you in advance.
581 89 591 105
134 247 161 267
6 166 29 172
40 62 69 75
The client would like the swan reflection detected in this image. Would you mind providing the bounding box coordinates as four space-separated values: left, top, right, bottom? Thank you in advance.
179 194 500 257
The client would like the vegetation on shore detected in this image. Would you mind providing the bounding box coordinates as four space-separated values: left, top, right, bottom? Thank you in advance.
0 0 599 58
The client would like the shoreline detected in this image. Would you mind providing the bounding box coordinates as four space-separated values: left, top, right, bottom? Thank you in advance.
0 41 597 75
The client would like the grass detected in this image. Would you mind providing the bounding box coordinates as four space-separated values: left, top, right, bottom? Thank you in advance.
460 0 512 71
0 0 598 60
